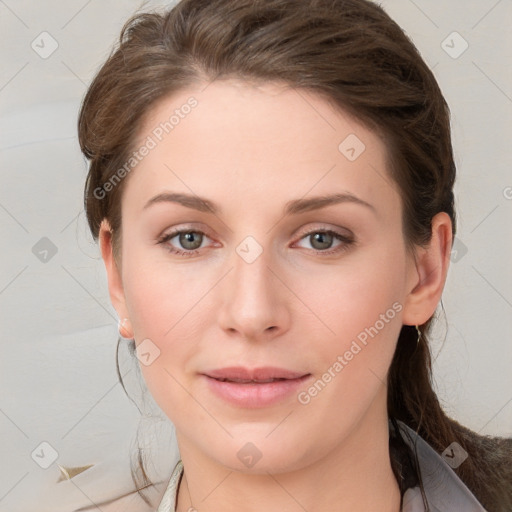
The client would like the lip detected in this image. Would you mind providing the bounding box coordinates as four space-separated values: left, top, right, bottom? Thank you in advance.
201 367 312 408
203 366 309 381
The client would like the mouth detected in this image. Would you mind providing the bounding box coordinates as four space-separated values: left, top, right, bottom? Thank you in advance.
203 366 309 381
200 367 312 408
209 377 292 383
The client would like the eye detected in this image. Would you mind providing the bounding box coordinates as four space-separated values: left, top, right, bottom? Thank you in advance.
294 229 354 255
157 229 212 257
157 227 355 257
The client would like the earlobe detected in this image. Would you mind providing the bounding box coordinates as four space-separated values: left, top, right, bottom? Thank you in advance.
401 212 453 326
99 219 133 338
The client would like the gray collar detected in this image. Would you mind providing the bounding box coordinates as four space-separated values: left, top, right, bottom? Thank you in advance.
397 420 487 511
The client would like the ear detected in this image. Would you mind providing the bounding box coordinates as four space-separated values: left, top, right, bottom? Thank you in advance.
99 219 133 338
401 212 453 325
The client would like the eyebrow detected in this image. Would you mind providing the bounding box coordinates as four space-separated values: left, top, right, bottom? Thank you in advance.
143 191 376 215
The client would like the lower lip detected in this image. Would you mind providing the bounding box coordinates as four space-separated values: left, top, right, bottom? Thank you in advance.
202 374 312 408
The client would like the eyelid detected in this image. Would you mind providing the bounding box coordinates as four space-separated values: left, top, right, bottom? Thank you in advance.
157 223 352 241
158 226 216 245
158 222 213 240
293 223 354 241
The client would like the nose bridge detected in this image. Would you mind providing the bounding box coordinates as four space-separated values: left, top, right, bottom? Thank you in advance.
218 237 289 338
233 245 270 299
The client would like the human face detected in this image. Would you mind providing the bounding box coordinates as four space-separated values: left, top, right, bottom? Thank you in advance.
110 79 417 473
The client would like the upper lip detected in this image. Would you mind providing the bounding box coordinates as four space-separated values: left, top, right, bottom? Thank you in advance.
203 366 310 382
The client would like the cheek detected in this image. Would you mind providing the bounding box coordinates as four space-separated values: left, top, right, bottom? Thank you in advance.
291 256 405 432
120 249 215 405
294 242 407 393
295 241 407 338
122 238 212 339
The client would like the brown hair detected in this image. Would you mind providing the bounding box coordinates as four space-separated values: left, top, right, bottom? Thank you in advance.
78 0 512 510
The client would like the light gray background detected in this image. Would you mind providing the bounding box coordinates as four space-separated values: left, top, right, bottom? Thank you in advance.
1 1 511 511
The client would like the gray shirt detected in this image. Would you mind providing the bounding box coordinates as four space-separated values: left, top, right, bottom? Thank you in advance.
157 420 487 511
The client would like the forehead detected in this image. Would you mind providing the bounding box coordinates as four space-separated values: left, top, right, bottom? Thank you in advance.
123 79 399 220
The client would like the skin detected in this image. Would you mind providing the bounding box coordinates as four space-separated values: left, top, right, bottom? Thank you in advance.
99 79 452 512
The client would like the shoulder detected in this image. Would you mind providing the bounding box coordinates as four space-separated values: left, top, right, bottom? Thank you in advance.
397 418 512 512
450 419 512 511
397 420 488 511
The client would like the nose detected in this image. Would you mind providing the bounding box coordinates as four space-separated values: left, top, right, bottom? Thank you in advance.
217 246 291 342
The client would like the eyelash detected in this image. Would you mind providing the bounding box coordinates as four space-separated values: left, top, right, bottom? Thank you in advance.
157 228 355 257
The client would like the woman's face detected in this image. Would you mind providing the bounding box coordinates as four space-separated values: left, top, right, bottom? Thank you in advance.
104 80 428 473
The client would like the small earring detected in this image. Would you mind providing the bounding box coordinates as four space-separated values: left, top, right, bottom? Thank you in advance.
415 325 421 345
118 317 131 338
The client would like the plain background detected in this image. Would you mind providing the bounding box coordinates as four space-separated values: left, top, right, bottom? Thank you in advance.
1 1 511 510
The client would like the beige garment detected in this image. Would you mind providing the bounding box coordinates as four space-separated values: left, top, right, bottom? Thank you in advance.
157 421 487 512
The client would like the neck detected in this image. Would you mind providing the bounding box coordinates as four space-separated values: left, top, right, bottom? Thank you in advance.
175 390 401 512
